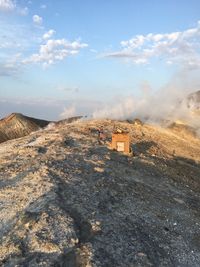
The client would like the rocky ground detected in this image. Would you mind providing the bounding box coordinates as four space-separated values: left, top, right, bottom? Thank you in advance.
0 119 200 266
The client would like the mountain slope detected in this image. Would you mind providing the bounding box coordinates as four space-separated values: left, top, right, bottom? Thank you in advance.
0 119 200 266
0 113 50 143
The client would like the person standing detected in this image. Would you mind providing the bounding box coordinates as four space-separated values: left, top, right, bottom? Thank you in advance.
98 126 105 144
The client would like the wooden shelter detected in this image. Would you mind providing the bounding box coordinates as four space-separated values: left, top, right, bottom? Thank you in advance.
111 131 131 154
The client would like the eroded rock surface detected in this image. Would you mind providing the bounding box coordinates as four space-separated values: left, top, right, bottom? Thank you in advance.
0 119 200 266
0 113 50 144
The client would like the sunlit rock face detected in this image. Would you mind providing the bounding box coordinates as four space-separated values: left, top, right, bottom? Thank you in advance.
0 118 200 266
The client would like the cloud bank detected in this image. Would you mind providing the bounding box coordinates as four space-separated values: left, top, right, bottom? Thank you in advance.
0 0 15 11
105 21 200 69
0 0 28 15
23 38 88 67
0 20 88 74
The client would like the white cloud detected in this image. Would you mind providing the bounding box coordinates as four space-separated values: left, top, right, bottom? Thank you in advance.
40 4 47 9
0 0 15 11
18 6 28 16
56 85 79 93
33 14 43 25
0 19 36 51
0 16 88 72
43 29 55 40
0 0 28 15
23 38 88 67
0 53 22 76
105 21 200 69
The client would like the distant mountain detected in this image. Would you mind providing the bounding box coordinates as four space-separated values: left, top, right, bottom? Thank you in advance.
0 113 50 144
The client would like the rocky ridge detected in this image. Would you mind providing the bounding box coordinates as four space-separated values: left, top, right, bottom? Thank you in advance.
0 119 200 266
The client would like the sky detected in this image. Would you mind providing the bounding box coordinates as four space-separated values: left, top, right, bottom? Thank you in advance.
0 0 200 120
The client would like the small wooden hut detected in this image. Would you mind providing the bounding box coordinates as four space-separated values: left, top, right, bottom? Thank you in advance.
111 129 131 154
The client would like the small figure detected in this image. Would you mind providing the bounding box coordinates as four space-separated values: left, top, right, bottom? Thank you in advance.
98 126 105 144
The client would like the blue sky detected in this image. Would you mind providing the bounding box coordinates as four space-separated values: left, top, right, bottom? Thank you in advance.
0 0 200 120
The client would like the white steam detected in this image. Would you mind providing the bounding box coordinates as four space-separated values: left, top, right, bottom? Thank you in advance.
60 105 76 119
92 70 200 132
